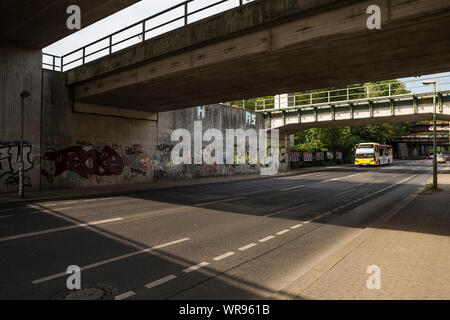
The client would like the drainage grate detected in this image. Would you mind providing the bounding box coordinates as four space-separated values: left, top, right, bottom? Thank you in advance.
51 284 116 300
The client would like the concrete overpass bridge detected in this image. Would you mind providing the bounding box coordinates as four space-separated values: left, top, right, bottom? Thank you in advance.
254 75 450 134
391 135 449 159
42 0 450 113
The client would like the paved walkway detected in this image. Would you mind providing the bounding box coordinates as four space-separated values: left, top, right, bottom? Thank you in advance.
292 167 450 300
0 164 350 205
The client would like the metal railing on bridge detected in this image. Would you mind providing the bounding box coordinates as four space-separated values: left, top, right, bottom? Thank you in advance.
235 74 450 112
42 0 257 72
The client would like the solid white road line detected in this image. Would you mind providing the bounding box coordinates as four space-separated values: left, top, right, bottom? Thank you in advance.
0 215 13 219
115 291 136 300
0 217 124 243
195 197 247 207
238 243 257 251
32 238 190 284
259 235 275 243
276 229 290 235
182 262 209 273
290 224 303 229
145 275 178 289
281 185 305 192
264 203 306 217
213 252 235 261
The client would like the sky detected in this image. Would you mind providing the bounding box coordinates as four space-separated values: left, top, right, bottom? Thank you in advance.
43 0 450 92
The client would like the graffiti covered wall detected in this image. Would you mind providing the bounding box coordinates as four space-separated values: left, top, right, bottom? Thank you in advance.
1 70 281 192
39 103 267 188
156 104 266 179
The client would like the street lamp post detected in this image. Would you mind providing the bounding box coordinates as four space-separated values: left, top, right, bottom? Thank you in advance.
19 91 30 199
423 80 437 190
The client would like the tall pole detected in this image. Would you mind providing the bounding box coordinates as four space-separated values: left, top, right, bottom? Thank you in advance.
432 83 437 190
19 95 25 198
19 91 30 199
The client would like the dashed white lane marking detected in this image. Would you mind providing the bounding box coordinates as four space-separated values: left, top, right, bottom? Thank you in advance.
313 172 328 177
145 275 178 289
238 243 257 251
32 238 190 284
281 185 305 192
335 189 355 196
39 203 57 207
182 262 209 273
115 291 136 300
0 215 13 219
259 235 275 243
213 252 235 261
290 224 303 229
0 217 124 243
320 173 360 183
57 207 73 211
264 203 306 217
275 172 320 180
64 201 78 205
83 199 97 202
276 229 290 235
195 197 247 207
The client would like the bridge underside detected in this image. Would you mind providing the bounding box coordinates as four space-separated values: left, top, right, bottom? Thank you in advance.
70 0 450 112
0 0 139 48
269 93 450 135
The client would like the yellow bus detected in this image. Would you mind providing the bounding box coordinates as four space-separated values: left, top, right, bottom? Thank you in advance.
355 143 393 166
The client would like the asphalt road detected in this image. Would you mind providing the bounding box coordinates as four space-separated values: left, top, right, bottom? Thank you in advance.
0 160 439 300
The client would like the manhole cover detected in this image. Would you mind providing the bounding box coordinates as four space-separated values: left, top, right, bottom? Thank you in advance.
51 284 116 300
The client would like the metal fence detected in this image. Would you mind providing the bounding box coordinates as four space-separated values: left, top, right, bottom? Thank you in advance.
42 0 257 72
235 74 450 112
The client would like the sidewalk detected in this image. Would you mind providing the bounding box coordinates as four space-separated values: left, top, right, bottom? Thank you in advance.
292 167 450 300
0 164 351 206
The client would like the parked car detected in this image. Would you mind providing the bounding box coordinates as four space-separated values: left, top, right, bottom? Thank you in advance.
437 153 447 163
444 153 450 161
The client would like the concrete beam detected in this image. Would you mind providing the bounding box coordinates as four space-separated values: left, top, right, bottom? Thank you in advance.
0 0 140 48
69 0 450 112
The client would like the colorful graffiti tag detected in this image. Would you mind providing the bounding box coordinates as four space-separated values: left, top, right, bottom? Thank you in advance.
1 143 34 187
44 145 124 178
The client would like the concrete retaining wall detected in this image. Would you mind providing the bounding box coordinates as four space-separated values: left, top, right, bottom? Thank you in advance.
0 43 42 193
